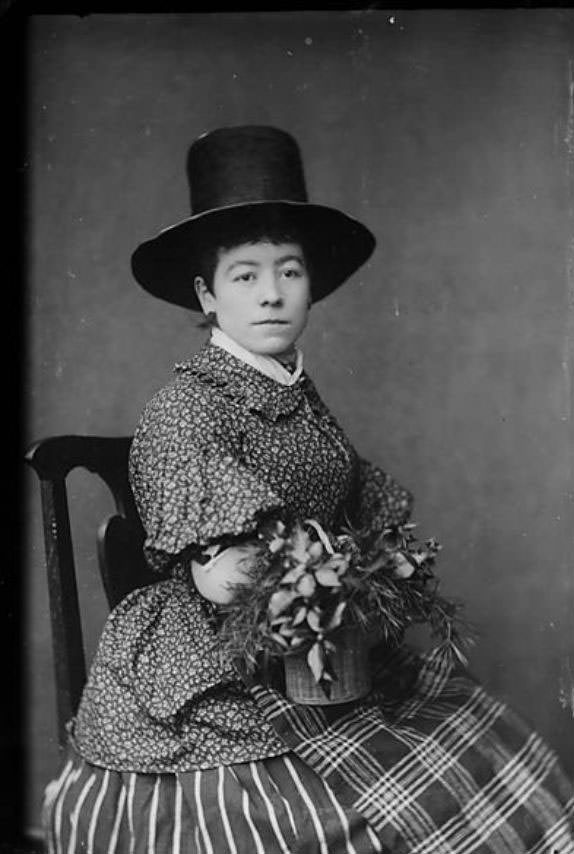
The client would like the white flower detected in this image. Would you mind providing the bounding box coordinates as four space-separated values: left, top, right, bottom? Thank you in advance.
393 552 416 579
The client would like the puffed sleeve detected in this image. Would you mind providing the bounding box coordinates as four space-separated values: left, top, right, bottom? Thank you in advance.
346 457 414 535
129 381 284 572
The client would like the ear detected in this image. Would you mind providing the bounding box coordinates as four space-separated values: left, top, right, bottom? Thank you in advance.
194 276 216 314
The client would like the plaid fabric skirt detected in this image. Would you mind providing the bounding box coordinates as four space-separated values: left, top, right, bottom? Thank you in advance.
42 747 383 854
250 649 574 854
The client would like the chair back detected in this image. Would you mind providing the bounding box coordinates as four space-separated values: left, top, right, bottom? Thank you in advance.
25 435 156 747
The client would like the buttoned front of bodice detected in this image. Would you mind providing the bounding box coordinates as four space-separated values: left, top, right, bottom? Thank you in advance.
180 346 356 528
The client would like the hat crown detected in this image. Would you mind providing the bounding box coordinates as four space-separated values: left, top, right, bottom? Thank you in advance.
132 125 376 310
186 125 308 215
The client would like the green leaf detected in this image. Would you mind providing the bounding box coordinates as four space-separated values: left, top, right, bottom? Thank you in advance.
325 600 347 631
306 608 322 632
296 573 316 597
279 623 297 637
291 526 312 564
268 535 286 554
268 589 297 617
292 605 309 626
364 555 390 573
281 565 306 585
270 632 290 649
307 642 326 682
315 568 341 587
327 554 350 576
308 540 324 560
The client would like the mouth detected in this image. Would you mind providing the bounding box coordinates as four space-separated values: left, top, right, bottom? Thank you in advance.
253 320 290 326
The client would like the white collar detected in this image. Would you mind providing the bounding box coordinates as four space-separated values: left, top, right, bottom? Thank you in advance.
210 328 304 387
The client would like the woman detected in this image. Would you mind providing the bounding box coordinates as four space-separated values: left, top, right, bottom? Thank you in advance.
43 126 574 853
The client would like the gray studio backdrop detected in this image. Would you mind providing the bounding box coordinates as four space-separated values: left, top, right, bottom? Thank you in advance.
25 11 574 833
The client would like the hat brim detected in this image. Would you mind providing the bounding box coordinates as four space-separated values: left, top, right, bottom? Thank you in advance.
131 200 375 311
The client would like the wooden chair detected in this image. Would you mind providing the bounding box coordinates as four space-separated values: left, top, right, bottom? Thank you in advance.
25 435 156 748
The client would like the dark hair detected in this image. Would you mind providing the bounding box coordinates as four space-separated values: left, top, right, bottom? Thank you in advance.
193 208 313 294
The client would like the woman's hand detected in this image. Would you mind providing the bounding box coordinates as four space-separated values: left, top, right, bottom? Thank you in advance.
191 542 260 605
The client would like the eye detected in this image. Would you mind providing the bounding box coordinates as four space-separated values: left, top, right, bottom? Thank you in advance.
233 271 256 283
281 266 303 279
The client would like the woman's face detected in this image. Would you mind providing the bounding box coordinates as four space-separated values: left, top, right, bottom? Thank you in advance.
195 241 311 360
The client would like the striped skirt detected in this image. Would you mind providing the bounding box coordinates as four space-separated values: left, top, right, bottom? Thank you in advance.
43 747 383 854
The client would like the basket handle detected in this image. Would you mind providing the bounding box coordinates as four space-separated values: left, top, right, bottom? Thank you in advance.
303 519 335 555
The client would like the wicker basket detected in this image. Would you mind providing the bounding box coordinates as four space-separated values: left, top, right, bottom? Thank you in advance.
284 629 371 705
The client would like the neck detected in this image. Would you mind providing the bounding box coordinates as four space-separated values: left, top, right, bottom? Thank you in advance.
275 347 296 365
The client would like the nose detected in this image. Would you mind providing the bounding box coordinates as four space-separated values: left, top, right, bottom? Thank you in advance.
258 271 283 306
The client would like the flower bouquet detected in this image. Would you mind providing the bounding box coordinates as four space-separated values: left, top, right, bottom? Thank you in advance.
218 516 471 703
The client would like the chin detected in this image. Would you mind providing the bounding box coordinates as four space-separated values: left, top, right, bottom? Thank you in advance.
245 332 296 356
254 341 296 359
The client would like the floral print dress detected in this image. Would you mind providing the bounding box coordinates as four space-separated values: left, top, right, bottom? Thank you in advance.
42 342 574 854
